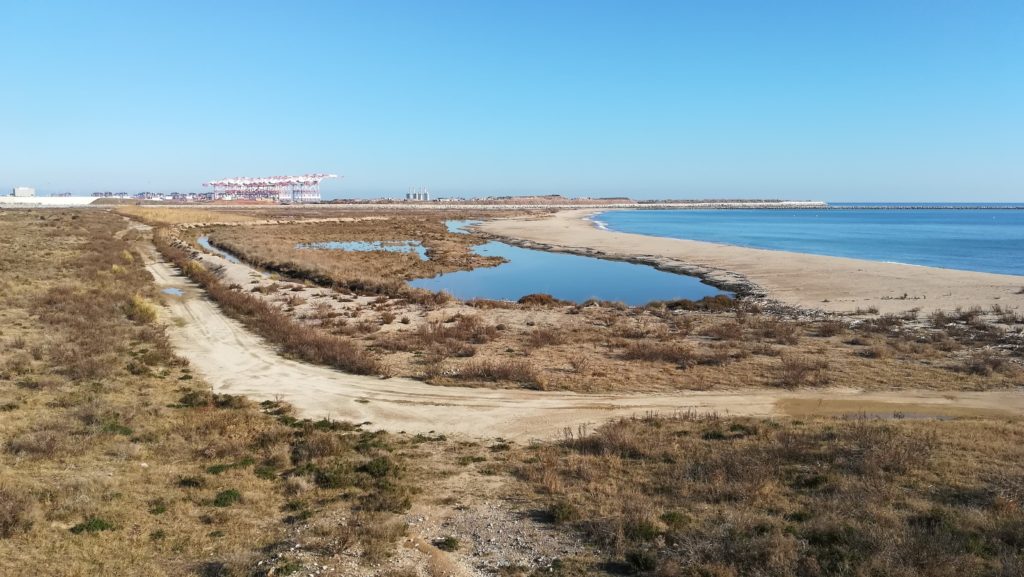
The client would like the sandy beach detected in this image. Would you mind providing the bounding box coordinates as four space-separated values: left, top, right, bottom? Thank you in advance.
480 209 1024 314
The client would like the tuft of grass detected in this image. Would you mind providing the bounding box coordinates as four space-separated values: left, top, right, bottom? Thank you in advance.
126 294 158 324
212 489 242 507
434 535 460 552
69 517 115 534
621 342 694 367
959 350 1012 376
517 293 564 307
0 482 37 538
816 319 847 337
459 359 544 388
777 355 830 387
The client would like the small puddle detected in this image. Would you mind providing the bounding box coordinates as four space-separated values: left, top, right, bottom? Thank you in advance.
296 240 428 261
162 287 184 296
197 236 241 264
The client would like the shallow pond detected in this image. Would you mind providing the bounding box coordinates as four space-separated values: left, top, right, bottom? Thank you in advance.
445 220 480 234
295 240 427 260
161 287 184 296
410 236 728 305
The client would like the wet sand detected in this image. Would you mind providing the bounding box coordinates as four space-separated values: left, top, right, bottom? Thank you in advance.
479 209 1024 314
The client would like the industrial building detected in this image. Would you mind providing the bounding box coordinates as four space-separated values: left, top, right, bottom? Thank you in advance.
202 173 338 202
405 187 430 201
11 186 35 197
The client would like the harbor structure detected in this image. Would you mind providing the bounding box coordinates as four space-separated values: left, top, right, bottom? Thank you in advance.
203 173 338 202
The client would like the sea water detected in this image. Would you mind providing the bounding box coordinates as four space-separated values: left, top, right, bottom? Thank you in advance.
595 208 1024 276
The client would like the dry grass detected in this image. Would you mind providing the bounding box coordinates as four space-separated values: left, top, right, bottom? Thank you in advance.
116 205 262 225
0 210 416 576
516 413 1024 575
777 355 831 387
459 358 545 389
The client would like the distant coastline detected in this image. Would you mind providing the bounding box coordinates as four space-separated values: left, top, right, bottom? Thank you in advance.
480 208 1024 315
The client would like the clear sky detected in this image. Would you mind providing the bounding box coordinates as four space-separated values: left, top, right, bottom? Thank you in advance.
2 1 1022 201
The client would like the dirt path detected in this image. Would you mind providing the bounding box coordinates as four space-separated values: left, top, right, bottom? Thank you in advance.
138 232 1024 440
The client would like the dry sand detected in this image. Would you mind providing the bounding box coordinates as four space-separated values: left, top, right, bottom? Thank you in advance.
479 209 1024 315
138 235 1024 440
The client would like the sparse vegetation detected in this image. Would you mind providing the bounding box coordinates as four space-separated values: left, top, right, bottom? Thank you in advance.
777 355 830 387
517 413 1024 576
0 210 418 576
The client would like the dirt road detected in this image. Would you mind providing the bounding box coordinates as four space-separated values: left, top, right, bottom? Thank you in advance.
140 233 1024 440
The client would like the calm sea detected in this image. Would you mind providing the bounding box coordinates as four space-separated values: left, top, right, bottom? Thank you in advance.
595 207 1024 276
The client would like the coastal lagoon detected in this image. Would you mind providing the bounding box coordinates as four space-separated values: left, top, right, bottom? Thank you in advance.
596 208 1024 276
411 239 727 305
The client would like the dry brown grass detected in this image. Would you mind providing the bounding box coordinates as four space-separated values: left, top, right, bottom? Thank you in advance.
0 210 417 576
116 205 261 225
777 355 831 387
516 413 1024 575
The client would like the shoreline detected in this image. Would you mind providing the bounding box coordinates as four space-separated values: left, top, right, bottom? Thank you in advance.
479 209 1024 315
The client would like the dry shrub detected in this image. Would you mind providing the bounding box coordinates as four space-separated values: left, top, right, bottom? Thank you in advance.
701 321 744 341
467 298 516 310
816 319 847 337
416 316 497 346
358 514 407 562
527 327 565 348
621 342 695 367
568 353 591 374
0 481 38 538
777 355 829 387
860 313 906 333
517 293 564 307
859 343 888 359
651 295 736 312
751 318 801 344
126 294 158 324
6 425 72 458
460 359 543 388
960 351 1012 376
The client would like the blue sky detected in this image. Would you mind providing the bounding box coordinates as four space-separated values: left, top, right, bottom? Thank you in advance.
1 1 1022 201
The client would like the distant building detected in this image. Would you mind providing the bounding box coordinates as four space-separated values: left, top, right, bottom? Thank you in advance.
12 186 35 197
405 187 430 201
